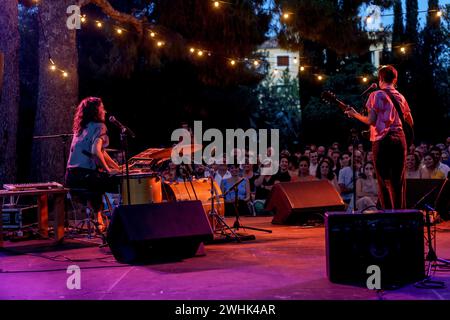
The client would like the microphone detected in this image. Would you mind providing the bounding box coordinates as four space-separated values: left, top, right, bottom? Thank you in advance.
109 116 136 138
360 83 378 96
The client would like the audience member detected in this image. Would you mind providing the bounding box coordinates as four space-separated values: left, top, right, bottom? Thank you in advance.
406 153 422 179
316 157 340 192
420 153 446 179
221 164 251 216
356 161 378 210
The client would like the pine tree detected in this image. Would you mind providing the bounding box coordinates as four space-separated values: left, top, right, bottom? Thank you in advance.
392 0 404 46
405 0 418 44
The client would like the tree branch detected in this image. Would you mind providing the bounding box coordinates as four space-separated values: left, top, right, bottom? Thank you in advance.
77 0 144 35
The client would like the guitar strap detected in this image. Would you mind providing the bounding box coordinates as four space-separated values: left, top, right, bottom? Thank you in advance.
381 89 407 128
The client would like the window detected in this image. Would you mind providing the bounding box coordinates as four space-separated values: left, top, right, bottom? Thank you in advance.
277 56 289 67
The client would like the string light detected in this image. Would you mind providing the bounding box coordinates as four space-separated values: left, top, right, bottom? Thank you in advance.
253 60 259 67
197 50 204 57
156 41 164 47
189 48 195 53
362 76 368 83
230 59 236 66
50 64 56 71
150 32 156 37
317 75 323 81
81 15 87 23
400 46 406 54
436 10 443 17
116 28 123 35
213 1 220 8
282 13 290 20
96 21 102 28
300 66 305 72
62 71 69 78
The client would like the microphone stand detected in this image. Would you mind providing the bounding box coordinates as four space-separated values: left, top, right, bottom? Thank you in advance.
120 130 132 205
206 173 241 242
223 178 272 234
181 165 198 200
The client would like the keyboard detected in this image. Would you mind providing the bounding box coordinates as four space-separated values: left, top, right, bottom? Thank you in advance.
3 182 64 191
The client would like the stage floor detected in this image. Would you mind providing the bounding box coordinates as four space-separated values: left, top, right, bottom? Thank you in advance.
1 216 450 300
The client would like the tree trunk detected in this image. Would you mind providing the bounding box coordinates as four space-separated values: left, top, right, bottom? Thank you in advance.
32 0 79 183
0 1 20 184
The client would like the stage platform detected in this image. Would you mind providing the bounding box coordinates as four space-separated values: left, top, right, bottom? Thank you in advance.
1 217 450 300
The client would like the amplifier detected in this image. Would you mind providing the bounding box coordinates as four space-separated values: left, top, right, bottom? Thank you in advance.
325 210 425 289
2 205 39 229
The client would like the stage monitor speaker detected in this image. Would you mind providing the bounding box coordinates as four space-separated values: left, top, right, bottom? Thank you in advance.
267 180 345 225
325 210 425 288
107 200 214 264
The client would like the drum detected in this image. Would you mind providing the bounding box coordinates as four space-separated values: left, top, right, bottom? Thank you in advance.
120 173 162 205
163 178 224 230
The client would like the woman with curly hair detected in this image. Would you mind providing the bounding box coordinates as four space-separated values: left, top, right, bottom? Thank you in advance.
315 157 339 192
65 97 120 229
405 153 422 179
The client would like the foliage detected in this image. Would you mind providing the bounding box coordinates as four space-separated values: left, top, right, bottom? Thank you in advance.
302 60 375 145
251 69 301 149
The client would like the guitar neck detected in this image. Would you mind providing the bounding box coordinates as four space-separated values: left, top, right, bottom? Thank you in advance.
334 98 350 112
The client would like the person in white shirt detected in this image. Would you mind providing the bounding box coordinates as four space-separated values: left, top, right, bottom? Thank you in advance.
430 147 450 177
309 151 319 176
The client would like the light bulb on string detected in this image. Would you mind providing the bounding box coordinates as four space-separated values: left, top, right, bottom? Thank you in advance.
362 76 368 83
230 60 236 66
198 50 204 57
156 41 164 47
81 15 87 23
253 60 259 67
190 48 195 53
317 75 323 81
116 28 123 35
96 21 102 28
436 10 442 17
400 46 406 54
62 71 68 78
300 66 305 72
213 1 220 8
150 32 156 38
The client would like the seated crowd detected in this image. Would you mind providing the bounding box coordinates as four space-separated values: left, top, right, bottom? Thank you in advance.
159 137 450 215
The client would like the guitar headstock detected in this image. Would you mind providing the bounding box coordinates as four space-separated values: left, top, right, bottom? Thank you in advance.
321 91 351 112
321 91 337 105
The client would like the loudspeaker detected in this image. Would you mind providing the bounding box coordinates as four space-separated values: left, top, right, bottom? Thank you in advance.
107 200 214 264
325 210 425 288
267 180 345 224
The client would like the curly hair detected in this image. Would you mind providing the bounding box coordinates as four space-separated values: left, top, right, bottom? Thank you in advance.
73 97 104 135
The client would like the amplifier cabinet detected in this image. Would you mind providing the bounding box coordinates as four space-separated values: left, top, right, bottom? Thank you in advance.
325 210 425 288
